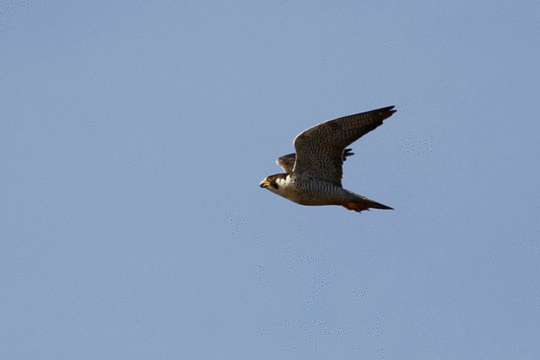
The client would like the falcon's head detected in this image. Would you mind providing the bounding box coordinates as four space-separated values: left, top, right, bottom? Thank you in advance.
260 173 288 193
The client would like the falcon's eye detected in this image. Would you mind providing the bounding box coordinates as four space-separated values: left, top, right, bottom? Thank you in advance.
268 176 274 181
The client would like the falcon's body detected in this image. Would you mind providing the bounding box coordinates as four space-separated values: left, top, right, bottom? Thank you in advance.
260 106 396 213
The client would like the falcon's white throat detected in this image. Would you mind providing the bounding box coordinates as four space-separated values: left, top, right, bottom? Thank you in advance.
269 175 293 194
262 174 300 203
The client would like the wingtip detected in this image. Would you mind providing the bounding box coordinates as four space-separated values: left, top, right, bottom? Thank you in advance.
378 105 396 121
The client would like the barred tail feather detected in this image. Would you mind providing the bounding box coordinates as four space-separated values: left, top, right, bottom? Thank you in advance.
343 198 394 212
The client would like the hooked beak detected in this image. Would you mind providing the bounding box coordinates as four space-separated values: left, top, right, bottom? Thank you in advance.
260 179 269 188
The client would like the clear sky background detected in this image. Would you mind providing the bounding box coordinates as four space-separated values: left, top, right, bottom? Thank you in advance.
1 1 539 359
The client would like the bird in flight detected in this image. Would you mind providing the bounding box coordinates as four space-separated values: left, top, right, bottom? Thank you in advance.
260 106 396 213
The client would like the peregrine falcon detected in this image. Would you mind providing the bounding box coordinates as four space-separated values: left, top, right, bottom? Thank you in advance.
260 106 396 213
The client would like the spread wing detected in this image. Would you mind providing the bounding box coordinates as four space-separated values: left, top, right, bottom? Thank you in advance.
277 149 354 174
292 106 396 186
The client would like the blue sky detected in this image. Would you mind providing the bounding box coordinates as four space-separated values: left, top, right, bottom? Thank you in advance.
1 1 539 359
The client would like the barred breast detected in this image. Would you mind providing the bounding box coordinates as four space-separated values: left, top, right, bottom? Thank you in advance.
293 178 359 206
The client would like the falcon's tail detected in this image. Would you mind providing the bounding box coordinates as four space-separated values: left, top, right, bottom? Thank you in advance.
344 197 394 213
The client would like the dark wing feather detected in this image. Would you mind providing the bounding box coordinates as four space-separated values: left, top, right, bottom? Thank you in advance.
292 106 396 186
277 149 354 174
276 153 296 173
